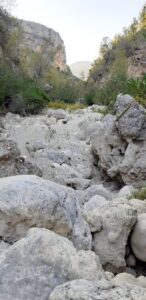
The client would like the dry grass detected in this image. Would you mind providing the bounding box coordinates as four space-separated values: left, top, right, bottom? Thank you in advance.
48 101 86 111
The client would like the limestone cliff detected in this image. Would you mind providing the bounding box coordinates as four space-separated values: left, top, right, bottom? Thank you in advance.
0 16 67 73
17 19 67 71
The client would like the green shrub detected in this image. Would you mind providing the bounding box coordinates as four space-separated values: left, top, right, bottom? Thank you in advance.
45 68 85 103
21 78 49 114
85 87 96 105
0 64 49 114
125 75 146 107
85 74 127 107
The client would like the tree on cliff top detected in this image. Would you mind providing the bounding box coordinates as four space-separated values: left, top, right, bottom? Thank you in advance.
139 3 146 30
0 0 16 12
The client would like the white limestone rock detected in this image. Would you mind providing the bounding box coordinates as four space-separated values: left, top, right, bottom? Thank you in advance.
0 228 105 300
0 175 91 250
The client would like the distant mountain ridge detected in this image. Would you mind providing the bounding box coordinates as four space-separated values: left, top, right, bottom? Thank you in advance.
69 61 92 79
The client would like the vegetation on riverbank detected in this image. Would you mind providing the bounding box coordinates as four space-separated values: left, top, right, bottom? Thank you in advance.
0 2 146 114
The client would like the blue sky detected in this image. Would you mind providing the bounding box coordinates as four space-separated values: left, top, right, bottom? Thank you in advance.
13 0 145 64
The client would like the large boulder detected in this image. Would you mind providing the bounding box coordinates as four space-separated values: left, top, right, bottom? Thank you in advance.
119 141 146 185
114 94 134 112
91 96 146 186
84 198 137 272
114 94 145 140
131 213 146 262
0 228 105 300
0 175 91 250
91 115 127 180
49 279 146 300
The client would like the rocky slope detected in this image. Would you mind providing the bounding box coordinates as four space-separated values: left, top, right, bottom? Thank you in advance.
0 101 146 299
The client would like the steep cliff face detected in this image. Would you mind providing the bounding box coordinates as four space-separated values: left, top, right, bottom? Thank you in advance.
17 19 67 71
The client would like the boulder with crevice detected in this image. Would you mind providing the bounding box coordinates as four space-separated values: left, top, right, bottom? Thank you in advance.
84 197 137 272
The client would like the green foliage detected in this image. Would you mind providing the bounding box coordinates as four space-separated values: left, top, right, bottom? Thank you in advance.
0 63 49 114
21 79 49 114
85 74 127 107
87 4 146 109
125 75 146 107
45 68 85 103
85 84 96 105
110 50 128 77
88 3 146 86
4 26 23 64
129 187 146 200
20 43 55 79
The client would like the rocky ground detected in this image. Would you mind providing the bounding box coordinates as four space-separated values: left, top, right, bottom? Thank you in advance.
0 96 146 299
